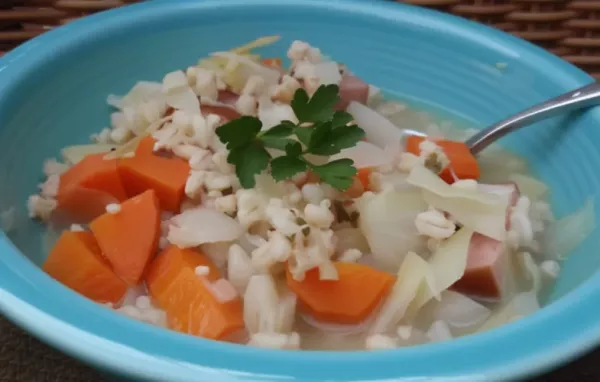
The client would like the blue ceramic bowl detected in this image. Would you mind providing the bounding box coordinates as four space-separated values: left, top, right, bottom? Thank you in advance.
0 0 599 380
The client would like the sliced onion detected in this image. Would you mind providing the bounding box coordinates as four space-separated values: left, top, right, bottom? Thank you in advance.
346 102 403 150
164 87 201 116
330 141 392 169
370 252 433 334
478 290 539 332
426 320 453 342
314 61 342 86
243 274 279 334
429 291 491 330
109 81 163 110
356 188 427 272
543 198 595 260
407 165 508 241
211 51 281 86
200 241 230 269
227 244 254 294
168 207 243 247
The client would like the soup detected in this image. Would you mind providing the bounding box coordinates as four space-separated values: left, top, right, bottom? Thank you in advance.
23 37 593 350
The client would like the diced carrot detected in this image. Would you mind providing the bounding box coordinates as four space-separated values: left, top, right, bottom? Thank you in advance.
452 233 507 299
57 153 128 222
286 262 395 324
118 144 190 213
262 57 282 68
405 136 480 183
43 231 127 303
135 136 157 156
356 167 372 190
146 246 244 340
89 190 160 285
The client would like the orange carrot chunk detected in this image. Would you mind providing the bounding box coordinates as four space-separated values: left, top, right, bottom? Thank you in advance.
43 231 127 304
286 262 395 325
57 153 128 222
146 246 244 341
135 136 157 156
118 141 190 213
89 189 160 285
405 136 480 183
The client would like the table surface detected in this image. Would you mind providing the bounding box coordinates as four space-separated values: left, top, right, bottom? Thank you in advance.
0 315 596 382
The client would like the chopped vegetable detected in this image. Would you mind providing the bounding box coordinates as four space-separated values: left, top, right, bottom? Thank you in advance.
356 188 427 272
216 85 365 190
330 141 392 170
118 139 190 213
543 198 595 260
57 153 128 222
43 231 127 303
286 261 395 325
244 274 297 334
370 252 434 334
145 245 244 340
89 190 161 285
405 136 480 183
407 165 509 241
426 290 491 331
405 228 474 319
167 207 244 248
346 101 403 152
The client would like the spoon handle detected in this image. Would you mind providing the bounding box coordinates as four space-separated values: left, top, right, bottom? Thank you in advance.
465 82 600 155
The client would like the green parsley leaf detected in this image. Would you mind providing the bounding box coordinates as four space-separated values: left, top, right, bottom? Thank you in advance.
294 126 313 147
285 141 303 157
310 159 357 191
331 111 354 129
308 122 332 151
259 121 295 138
215 116 262 150
271 156 308 181
233 143 271 188
307 121 364 156
291 85 340 123
260 137 297 151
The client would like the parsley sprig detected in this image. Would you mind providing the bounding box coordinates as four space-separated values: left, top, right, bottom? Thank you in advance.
215 84 365 191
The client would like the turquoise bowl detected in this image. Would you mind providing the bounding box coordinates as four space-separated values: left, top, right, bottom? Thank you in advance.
0 0 599 380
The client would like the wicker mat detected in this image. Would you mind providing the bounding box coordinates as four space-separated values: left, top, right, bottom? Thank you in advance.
0 312 597 382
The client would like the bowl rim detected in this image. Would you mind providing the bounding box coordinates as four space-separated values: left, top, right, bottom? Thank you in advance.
0 0 598 381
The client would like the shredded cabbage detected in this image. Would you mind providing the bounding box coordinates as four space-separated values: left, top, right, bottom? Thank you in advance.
243 274 296 334
425 290 491 331
509 174 548 201
542 198 595 260
370 252 434 334
406 228 474 319
356 188 427 272
61 144 119 165
211 51 281 92
407 165 508 241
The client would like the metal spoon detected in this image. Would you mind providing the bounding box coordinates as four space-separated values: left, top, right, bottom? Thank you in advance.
465 82 600 155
